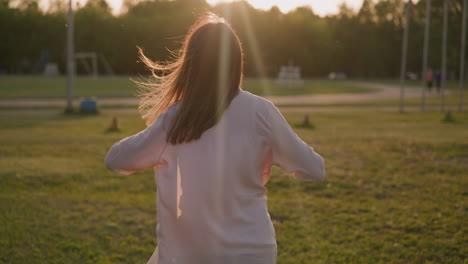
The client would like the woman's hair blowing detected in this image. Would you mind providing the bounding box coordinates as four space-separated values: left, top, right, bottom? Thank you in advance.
137 12 243 144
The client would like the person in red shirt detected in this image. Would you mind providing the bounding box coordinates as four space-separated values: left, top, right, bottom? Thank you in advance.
426 68 433 92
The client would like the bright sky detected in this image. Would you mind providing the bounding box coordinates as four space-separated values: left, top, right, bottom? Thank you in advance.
206 0 364 16
50 0 365 16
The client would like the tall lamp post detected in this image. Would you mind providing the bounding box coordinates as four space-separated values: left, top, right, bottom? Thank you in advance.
400 0 411 113
421 0 431 111
441 0 448 112
459 0 467 112
66 0 74 113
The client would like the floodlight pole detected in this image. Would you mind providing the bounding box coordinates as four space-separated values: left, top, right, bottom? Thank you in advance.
441 0 448 112
66 0 74 112
400 0 411 113
421 0 431 111
459 0 467 112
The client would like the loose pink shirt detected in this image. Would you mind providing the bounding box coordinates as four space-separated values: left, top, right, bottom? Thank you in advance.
105 90 326 264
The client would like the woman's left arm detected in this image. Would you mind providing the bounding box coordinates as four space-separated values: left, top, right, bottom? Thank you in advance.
105 112 169 175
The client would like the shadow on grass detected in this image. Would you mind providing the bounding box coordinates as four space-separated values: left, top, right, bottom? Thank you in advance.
441 111 459 124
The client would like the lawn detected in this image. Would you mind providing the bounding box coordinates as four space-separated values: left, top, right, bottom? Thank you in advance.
0 110 466 263
0 76 376 99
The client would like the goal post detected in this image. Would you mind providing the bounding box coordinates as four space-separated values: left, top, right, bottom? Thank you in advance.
75 52 98 78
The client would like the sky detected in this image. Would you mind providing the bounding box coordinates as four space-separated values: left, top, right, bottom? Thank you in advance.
205 0 364 16
52 0 365 16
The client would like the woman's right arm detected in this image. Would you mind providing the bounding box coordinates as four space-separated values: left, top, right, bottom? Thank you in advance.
105 111 169 175
260 100 326 182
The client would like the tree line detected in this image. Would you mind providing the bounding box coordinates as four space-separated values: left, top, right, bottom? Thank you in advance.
0 0 466 78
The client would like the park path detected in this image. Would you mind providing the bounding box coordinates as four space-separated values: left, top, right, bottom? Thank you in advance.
264 82 428 105
0 81 445 108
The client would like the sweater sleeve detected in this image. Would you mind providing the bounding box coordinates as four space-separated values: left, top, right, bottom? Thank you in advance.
105 111 170 175
259 100 326 182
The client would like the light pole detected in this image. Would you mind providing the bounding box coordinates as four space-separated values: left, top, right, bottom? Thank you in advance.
459 0 467 112
66 0 74 112
400 0 411 113
441 0 448 112
421 0 431 111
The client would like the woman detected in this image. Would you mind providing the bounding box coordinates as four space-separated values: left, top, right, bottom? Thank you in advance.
105 13 325 264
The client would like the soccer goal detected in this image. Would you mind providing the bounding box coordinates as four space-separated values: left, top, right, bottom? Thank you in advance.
75 52 114 78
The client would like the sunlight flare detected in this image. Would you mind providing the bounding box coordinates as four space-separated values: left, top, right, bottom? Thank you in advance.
238 2 272 96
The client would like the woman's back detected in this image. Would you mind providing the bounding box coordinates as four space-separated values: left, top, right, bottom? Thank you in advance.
106 90 325 263
156 91 277 263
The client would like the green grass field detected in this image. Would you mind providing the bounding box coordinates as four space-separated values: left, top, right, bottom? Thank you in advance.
0 76 376 99
0 110 466 263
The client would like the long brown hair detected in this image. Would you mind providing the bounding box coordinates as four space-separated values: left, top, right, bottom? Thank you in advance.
137 12 243 144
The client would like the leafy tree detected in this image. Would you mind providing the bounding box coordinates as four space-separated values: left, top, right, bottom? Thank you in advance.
0 0 9 8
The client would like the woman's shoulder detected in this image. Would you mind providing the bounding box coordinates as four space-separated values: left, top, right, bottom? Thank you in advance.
148 101 180 131
239 90 274 110
160 101 180 119
237 90 279 129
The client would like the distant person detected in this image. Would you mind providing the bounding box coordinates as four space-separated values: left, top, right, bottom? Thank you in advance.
434 70 442 94
105 13 325 264
426 68 433 92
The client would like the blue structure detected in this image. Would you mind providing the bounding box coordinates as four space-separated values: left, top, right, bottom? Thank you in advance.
80 98 98 113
